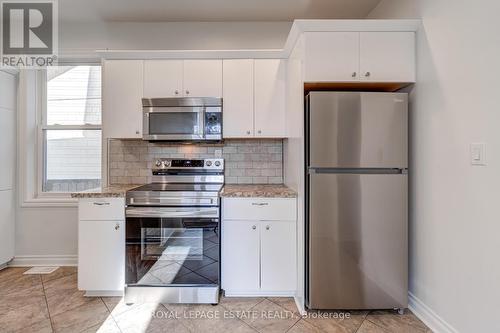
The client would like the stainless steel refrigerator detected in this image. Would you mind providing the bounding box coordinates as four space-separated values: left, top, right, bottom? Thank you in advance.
305 92 408 311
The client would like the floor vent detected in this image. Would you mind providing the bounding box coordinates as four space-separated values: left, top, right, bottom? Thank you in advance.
23 267 60 275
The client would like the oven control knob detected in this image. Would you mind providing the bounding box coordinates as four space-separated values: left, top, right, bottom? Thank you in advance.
206 161 212 167
214 161 221 167
164 160 171 167
155 160 162 167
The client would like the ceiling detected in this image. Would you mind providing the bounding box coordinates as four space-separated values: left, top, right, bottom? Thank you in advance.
59 0 383 22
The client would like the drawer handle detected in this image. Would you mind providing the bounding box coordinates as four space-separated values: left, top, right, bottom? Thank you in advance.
252 203 269 206
93 202 111 206
266 225 270 231
115 223 120 230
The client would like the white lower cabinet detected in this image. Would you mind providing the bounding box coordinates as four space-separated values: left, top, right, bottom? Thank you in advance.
78 198 125 295
260 221 296 292
222 220 260 292
222 198 297 296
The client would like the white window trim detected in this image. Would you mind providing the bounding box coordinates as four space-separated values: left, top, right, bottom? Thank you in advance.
37 68 102 198
19 62 102 208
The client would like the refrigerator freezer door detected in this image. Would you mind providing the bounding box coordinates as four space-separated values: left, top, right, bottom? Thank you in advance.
307 92 408 169
307 173 408 309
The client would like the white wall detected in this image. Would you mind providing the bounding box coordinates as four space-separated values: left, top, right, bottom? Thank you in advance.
369 1 500 332
15 208 78 260
59 21 292 57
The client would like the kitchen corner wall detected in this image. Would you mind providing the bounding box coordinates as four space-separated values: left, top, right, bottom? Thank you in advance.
108 139 283 185
369 1 500 332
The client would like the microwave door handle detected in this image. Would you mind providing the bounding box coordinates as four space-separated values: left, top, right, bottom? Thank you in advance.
143 111 150 138
199 107 206 139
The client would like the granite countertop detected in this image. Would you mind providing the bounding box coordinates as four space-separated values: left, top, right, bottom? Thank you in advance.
220 184 297 198
71 185 143 199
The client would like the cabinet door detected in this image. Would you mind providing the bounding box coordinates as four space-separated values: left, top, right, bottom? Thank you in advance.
261 221 296 292
144 60 183 98
183 60 222 97
304 32 360 82
0 190 14 265
222 220 260 292
0 108 15 191
222 59 254 138
78 219 125 291
254 59 286 137
360 32 416 82
103 60 143 138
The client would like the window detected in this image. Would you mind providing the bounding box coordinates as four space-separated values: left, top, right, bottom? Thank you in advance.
40 66 102 193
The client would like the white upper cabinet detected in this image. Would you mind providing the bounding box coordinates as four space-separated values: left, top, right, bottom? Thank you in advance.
144 59 222 98
183 60 223 97
143 60 183 98
222 59 286 139
360 32 416 82
223 59 255 138
254 59 286 137
303 31 415 83
304 32 360 82
103 60 143 138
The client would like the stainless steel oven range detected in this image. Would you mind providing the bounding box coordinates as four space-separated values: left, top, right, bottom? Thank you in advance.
125 158 224 304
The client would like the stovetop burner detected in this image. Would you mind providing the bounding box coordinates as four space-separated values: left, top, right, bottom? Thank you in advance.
126 158 224 207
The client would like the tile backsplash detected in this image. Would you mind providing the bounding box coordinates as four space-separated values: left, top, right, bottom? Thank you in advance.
108 139 283 185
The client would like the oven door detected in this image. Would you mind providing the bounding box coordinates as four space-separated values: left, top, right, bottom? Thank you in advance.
143 107 205 140
125 207 220 287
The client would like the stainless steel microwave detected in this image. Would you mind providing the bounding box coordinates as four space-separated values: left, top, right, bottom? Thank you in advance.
142 97 222 141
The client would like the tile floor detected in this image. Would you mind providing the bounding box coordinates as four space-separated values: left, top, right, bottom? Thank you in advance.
0 267 432 333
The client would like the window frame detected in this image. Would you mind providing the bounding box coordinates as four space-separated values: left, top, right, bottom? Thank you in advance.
36 64 102 198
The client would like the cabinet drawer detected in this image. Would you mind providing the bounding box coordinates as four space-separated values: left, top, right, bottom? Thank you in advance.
223 198 296 221
79 198 125 221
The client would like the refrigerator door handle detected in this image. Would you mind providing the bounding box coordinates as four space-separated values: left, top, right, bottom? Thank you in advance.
308 167 407 175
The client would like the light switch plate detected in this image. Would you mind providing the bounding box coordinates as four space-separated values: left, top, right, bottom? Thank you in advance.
470 143 486 166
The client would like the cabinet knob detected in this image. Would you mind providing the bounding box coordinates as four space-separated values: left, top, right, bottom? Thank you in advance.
115 223 120 230
266 225 270 231
246 131 251 135
186 90 190 95
352 72 357 78
135 130 140 135
258 130 262 134
365 72 371 77
174 90 179 95
252 225 257 230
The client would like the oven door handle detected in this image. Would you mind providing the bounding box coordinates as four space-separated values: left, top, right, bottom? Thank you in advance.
126 207 219 218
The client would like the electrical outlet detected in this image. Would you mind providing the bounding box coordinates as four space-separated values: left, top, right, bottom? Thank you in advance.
470 143 486 166
214 149 223 158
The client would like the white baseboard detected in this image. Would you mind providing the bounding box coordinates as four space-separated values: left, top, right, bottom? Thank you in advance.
85 290 123 297
409 292 458 333
294 295 306 315
9 255 78 267
224 291 295 297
